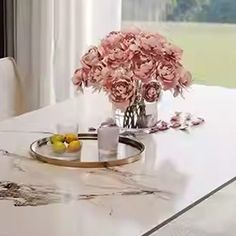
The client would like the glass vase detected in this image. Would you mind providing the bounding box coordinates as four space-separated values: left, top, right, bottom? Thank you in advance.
113 99 158 131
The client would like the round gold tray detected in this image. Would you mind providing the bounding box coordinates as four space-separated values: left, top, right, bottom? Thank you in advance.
30 133 145 168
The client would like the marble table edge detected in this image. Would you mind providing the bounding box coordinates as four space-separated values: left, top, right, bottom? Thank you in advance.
141 176 236 236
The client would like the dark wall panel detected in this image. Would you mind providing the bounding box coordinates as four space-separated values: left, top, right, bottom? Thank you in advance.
0 0 4 58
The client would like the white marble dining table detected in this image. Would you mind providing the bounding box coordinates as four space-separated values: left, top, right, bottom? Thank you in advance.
0 84 236 236
153 177 236 236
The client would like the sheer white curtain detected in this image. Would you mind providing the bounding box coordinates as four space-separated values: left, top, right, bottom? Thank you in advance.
16 0 121 111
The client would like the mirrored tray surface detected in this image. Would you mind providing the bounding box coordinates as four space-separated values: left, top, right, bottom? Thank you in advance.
30 133 145 168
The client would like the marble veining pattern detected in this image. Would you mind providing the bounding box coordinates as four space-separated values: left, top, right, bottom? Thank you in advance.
0 180 169 207
0 151 171 207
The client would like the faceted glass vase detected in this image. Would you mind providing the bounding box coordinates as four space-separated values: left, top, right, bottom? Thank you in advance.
113 100 158 131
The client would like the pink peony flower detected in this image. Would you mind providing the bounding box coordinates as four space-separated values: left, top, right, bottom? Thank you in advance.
86 66 104 87
179 69 192 87
84 65 112 90
100 31 137 60
122 32 137 48
73 68 89 89
136 33 166 58
133 56 156 82
106 47 132 69
157 61 181 90
142 81 161 103
101 31 137 68
105 74 136 110
163 42 183 62
101 31 124 53
81 47 101 68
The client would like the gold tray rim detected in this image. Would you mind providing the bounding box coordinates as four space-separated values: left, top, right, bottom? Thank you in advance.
30 133 145 168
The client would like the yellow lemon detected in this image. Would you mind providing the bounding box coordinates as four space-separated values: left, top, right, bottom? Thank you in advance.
50 134 65 144
52 141 66 154
65 133 78 144
67 140 81 152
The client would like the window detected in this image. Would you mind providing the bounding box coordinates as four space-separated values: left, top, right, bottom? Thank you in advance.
122 0 236 88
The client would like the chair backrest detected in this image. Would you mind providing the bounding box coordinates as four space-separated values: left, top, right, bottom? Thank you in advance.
0 57 26 121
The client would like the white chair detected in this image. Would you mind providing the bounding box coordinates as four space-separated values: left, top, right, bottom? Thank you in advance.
0 57 26 121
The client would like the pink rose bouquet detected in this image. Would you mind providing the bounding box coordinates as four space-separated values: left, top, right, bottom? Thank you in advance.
73 28 191 111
